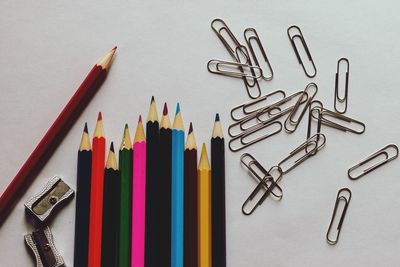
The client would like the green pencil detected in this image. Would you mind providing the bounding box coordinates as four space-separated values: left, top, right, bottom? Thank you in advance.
118 124 133 267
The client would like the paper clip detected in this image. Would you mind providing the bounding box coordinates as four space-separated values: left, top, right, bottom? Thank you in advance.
311 107 365 134
240 154 283 199
241 165 283 215
256 91 308 123
228 121 282 152
307 100 323 140
278 133 326 174
244 28 274 81
334 58 349 114
287 25 317 78
284 82 318 133
347 144 399 180
230 90 286 121
326 188 352 245
207 59 263 79
211 18 245 61
235 45 262 99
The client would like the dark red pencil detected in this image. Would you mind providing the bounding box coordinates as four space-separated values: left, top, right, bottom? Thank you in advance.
0 47 116 226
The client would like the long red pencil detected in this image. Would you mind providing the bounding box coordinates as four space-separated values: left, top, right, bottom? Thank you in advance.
0 47 116 226
88 112 106 267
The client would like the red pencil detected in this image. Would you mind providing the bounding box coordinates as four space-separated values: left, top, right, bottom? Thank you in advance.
88 112 106 267
0 47 116 226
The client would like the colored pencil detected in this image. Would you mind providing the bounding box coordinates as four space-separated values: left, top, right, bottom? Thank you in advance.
159 103 172 267
74 123 92 267
101 142 120 267
184 123 198 267
198 143 212 267
145 97 160 267
0 47 116 225
88 112 106 267
211 114 226 267
119 124 133 267
171 103 185 267
132 116 147 267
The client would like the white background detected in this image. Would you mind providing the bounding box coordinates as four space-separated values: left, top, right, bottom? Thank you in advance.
1 0 400 266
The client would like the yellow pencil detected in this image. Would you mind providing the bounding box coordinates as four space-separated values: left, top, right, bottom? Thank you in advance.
198 143 212 267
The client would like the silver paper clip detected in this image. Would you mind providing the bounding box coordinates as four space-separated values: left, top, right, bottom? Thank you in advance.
244 28 274 81
334 58 349 114
235 45 262 98
348 144 399 180
326 188 352 245
307 100 323 140
287 25 317 78
211 18 245 61
207 59 263 79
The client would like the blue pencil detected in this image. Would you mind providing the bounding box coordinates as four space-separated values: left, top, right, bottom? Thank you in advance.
171 103 185 267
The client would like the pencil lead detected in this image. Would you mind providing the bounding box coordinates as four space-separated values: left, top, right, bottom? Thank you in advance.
163 103 168 115
80 123 91 151
139 115 142 123
84 122 88 133
112 46 117 51
189 122 193 134
151 96 155 103
125 123 128 130
215 113 220 122
175 103 181 115
110 142 114 152
97 112 102 121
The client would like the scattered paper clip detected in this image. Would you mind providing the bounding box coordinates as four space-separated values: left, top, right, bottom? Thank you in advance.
230 90 286 121
228 121 282 152
284 82 318 133
211 18 245 61
326 188 352 245
244 28 274 81
334 58 349 114
207 59 263 79
235 45 262 98
287 25 317 78
307 100 323 140
311 106 365 134
347 144 399 180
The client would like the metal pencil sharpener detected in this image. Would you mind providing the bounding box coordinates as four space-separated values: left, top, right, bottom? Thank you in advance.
25 176 74 224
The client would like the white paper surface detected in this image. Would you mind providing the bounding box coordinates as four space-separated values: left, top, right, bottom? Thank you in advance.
1 0 400 266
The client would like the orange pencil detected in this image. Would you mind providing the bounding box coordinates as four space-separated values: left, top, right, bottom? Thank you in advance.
88 112 106 267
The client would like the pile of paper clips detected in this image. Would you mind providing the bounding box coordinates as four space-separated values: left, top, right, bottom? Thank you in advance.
208 18 400 245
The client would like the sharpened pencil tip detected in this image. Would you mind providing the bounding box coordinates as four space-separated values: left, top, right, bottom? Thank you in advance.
139 115 142 122
151 96 155 103
125 123 128 129
163 103 168 115
110 142 114 152
175 103 181 115
84 123 88 133
189 122 193 133
97 112 102 121
112 46 117 51
215 113 220 122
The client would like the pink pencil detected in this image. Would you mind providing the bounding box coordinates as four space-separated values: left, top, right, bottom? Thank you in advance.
132 116 146 267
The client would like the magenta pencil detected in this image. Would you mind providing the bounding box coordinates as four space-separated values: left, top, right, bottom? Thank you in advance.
132 116 147 267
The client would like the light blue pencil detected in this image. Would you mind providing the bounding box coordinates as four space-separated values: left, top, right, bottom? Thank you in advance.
171 103 185 267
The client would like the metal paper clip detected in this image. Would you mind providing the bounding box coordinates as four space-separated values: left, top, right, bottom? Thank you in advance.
257 91 308 123
207 59 263 79
242 165 283 215
228 121 282 152
334 58 349 114
236 45 262 98
230 90 286 121
284 82 318 133
326 188 352 245
278 133 326 174
24 226 65 267
211 18 245 61
311 107 365 134
25 176 74 224
244 28 274 81
287 25 317 78
307 100 323 140
348 144 399 180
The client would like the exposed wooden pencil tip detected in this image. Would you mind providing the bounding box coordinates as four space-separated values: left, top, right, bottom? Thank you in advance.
84 123 88 133
139 115 142 123
163 103 168 115
97 112 102 121
112 46 117 51
151 96 155 103
125 123 128 129
110 142 114 152
189 122 193 134
215 113 220 122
